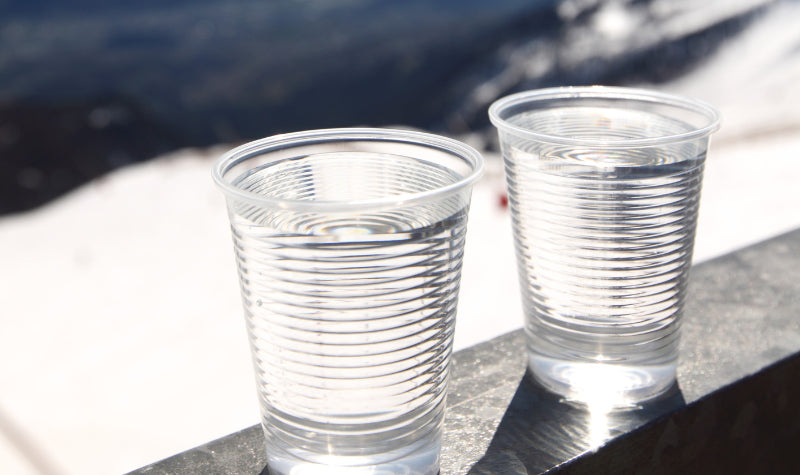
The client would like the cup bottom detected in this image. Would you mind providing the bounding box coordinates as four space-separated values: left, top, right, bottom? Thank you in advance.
265 431 440 475
528 355 677 407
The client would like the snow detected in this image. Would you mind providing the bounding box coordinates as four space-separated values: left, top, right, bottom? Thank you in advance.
0 148 259 474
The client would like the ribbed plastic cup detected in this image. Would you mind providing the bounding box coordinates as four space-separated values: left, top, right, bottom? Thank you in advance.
212 128 483 475
489 87 720 406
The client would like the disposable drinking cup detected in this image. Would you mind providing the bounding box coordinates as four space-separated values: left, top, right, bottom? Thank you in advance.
489 87 720 405
213 128 483 474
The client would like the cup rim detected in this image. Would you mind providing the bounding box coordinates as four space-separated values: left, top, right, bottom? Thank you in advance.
488 86 721 147
212 127 484 212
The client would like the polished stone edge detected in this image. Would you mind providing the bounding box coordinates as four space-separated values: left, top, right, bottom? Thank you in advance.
466 228 800 474
552 351 800 474
128 228 800 475
129 425 265 474
127 345 800 475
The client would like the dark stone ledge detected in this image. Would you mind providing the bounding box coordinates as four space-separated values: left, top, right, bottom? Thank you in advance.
130 227 800 474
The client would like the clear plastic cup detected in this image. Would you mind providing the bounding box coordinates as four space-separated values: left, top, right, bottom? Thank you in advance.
213 128 483 474
489 87 720 406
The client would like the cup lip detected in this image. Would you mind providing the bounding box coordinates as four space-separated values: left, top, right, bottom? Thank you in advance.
488 85 721 147
212 127 485 212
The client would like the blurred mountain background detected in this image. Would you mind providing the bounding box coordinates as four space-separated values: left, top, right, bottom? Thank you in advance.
0 0 775 214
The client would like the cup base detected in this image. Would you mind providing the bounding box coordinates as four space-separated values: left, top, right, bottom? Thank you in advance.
528 354 677 407
265 432 440 475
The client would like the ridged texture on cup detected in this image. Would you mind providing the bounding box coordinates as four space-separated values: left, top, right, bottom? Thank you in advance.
227 152 470 465
507 152 704 361
501 109 706 370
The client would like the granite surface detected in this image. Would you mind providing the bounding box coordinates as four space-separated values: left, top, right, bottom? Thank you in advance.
129 227 800 474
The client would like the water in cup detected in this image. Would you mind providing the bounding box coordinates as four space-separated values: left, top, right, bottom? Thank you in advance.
507 144 704 404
